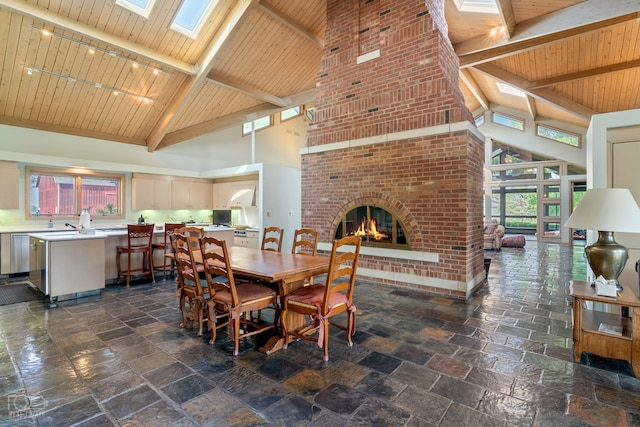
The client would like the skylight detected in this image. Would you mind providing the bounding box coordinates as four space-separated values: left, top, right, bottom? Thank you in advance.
116 0 155 18
171 0 217 39
497 82 526 98
453 0 498 14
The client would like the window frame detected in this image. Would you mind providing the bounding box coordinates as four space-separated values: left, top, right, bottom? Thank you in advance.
27 167 125 220
242 115 273 136
492 111 525 131
536 123 581 148
115 0 156 18
280 106 302 123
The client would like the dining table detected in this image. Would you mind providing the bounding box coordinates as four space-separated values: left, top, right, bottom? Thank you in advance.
188 245 331 354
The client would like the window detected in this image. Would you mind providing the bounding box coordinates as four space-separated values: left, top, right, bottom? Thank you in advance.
492 112 524 131
453 0 498 14
536 124 581 147
496 82 525 98
28 167 124 219
474 114 485 126
171 0 217 39
116 0 155 18
280 106 302 122
242 115 272 136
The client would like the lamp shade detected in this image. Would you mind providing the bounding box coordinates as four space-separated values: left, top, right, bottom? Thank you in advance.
565 188 640 233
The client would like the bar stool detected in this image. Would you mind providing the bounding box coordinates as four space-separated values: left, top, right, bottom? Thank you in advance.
116 224 155 287
152 223 184 280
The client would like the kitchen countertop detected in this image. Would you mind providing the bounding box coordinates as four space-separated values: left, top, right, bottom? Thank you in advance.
29 231 108 241
2 224 241 235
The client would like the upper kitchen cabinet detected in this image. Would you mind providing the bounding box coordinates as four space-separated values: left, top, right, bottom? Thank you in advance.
0 161 19 209
172 180 213 210
131 177 172 210
213 180 257 209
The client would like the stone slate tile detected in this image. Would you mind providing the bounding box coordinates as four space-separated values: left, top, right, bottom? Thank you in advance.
143 361 192 388
36 396 102 427
314 383 367 415
440 402 504 427
477 390 536 426
357 351 402 374
351 398 411 426
161 373 215 405
431 374 484 408
120 400 184 427
101 385 161 420
394 385 450 424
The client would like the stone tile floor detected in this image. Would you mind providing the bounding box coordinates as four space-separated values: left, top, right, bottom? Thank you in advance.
1 239 639 426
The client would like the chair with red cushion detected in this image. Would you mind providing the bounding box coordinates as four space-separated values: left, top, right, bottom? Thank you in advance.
261 226 284 252
282 235 362 361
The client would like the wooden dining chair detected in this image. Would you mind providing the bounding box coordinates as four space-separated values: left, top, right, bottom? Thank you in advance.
152 223 184 280
171 233 209 337
292 228 319 256
261 226 284 252
200 235 280 356
282 235 362 362
292 228 320 286
116 224 155 287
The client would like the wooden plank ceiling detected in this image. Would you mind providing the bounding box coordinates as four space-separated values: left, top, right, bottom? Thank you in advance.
0 0 638 152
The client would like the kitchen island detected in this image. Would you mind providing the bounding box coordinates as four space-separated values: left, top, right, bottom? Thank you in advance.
28 231 107 301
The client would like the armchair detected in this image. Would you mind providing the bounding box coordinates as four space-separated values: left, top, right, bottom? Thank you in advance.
483 220 505 250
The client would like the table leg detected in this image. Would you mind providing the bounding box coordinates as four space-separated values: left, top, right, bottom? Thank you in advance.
259 279 307 354
573 297 582 363
632 306 640 377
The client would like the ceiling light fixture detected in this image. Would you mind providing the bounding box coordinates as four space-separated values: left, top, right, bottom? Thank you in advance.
22 65 155 103
31 25 173 76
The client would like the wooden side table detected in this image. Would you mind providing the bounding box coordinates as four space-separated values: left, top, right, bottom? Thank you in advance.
570 280 640 376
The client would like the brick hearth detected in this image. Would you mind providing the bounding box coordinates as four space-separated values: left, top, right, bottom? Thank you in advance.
302 0 485 298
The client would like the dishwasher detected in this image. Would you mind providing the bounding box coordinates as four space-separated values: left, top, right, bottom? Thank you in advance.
28 237 47 295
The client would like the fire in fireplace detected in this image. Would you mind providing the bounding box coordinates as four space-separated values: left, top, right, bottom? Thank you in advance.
334 205 408 248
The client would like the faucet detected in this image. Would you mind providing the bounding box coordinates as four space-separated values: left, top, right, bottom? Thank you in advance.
65 223 77 230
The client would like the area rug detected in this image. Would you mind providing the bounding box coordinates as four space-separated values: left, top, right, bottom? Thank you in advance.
0 283 43 305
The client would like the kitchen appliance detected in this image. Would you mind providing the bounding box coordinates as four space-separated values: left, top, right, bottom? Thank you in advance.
212 209 231 226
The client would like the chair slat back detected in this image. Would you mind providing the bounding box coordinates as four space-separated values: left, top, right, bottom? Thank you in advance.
199 235 238 303
292 228 319 256
127 224 154 248
261 226 284 252
171 233 203 294
176 226 205 252
322 236 361 314
163 223 185 247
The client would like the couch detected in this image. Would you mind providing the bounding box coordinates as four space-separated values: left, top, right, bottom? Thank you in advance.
484 220 505 250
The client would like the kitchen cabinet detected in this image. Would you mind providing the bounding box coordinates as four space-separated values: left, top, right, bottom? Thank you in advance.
172 180 213 209
131 178 172 210
0 161 19 209
213 180 257 209
234 230 259 248
11 234 30 274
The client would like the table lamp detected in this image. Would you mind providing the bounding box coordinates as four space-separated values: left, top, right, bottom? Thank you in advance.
564 188 640 291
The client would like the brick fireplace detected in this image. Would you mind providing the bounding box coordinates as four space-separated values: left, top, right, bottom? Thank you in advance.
302 0 485 298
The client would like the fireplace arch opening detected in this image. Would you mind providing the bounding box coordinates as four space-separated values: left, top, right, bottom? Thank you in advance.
334 205 409 249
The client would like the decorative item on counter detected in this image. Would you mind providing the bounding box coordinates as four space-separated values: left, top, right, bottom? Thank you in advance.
79 210 91 229
48 219 53 228
138 214 145 224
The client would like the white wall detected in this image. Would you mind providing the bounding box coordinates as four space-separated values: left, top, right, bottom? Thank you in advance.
0 112 309 227
586 108 640 293
478 106 587 168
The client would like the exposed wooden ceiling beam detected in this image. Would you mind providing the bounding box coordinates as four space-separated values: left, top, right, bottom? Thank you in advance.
529 59 640 89
0 0 196 75
146 0 258 152
525 95 537 121
459 69 489 110
159 88 316 148
258 0 324 49
495 0 516 40
473 63 598 121
207 72 291 107
0 115 146 146
456 0 640 67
